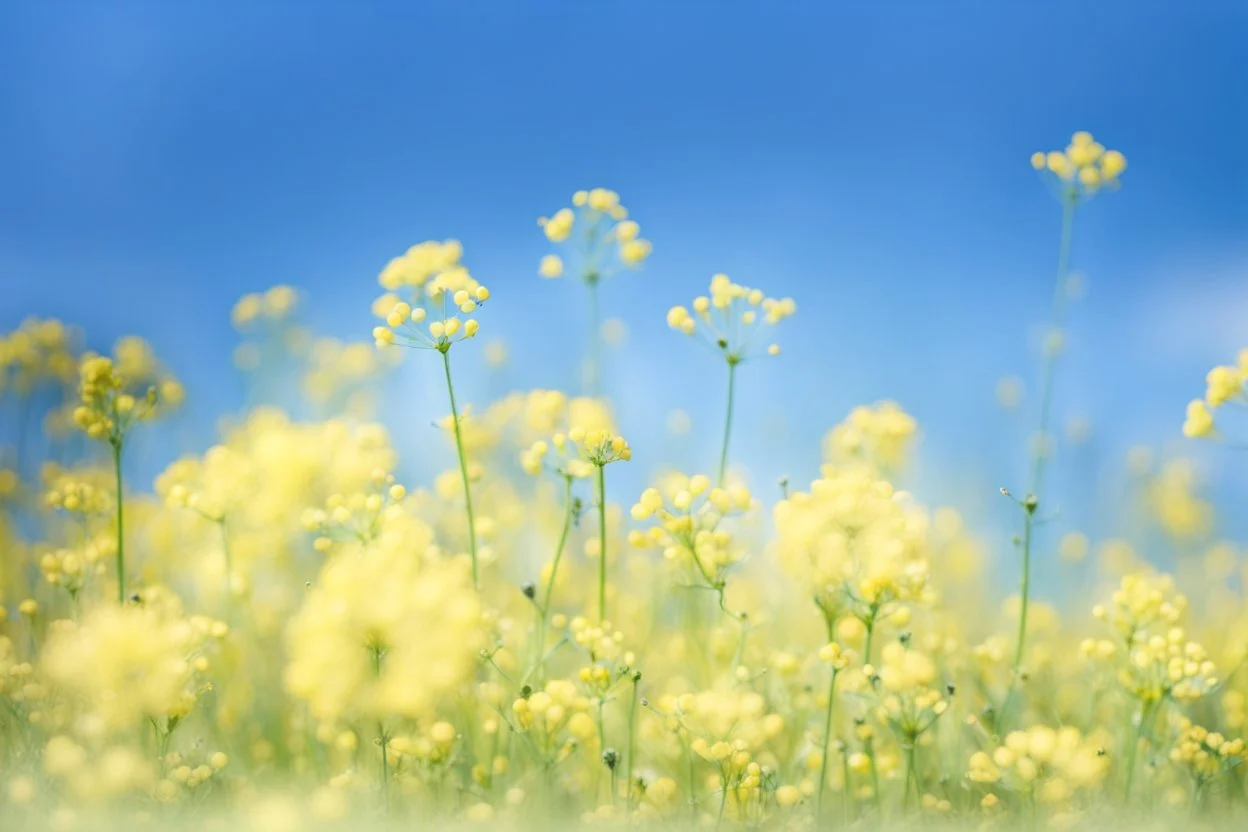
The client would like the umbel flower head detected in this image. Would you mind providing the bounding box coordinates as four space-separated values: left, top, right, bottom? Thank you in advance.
72 338 183 443
1030 131 1126 201
667 273 795 363
371 240 490 352
537 188 652 281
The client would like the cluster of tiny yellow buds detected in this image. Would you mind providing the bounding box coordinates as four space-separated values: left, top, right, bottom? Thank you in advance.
1121 628 1217 703
157 748 230 794
1029 131 1126 198
537 189 652 281
521 433 596 479
71 342 183 443
691 736 753 769
40 547 103 595
667 273 794 361
377 239 464 291
300 469 406 551
568 428 631 467
230 285 298 329
1182 349 1247 439
1092 572 1186 641
512 680 594 740
1170 719 1246 778
569 616 627 661
824 401 918 473
628 475 753 577
373 284 489 352
0 317 80 393
968 726 1109 798
43 468 111 515
818 642 849 671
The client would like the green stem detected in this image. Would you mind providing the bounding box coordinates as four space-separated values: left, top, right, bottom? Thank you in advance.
903 742 917 812
218 517 232 602
717 360 738 487
626 675 640 811
817 670 839 819
816 610 838 820
1030 189 1078 498
373 645 389 813
596 464 608 624
441 349 478 588
586 276 602 397
863 606 878 667
1123 700 1155 803
536 476 575 673
1002 499 1037 730
110 437 125 604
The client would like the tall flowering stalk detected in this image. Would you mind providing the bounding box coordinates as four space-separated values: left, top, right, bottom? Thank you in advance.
372 241 489 587
567 428 631 623
667 273 795 486
1005 132 1126 724
71 341 182 603
537 188 653 396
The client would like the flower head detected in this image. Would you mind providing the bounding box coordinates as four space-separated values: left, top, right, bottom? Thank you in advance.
667 274 795 363
1030 131 1126 200
371 241 489 352
537 189 652 282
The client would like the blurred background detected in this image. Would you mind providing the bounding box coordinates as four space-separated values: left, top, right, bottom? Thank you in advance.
1 1 1245 575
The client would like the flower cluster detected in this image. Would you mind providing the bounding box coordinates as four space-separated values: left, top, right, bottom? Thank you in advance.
537 188 653 281
71 340 183 443
372 241 489 351
629 473 755 588
1183 348 1247 439
41 587 227 732
1030 130 1127 199
666 273 795 362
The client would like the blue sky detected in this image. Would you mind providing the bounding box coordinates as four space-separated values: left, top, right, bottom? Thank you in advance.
2 1 1246 552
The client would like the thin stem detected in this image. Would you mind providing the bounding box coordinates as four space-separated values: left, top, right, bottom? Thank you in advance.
110 437 126 604
218 517 232 602
441 349 479 588
586 276 602 397
373 645 389 813
862 605 879 667
1123 700 1153 802
903 742 917 812
626 675 640 812
816 609 838 820
1002 499 1037 729
596 464 608 624
1030 189 1078 498
536 475 575 673
717 360 738 487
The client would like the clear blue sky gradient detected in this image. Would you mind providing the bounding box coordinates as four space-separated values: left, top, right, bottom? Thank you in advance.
2 2 1246 552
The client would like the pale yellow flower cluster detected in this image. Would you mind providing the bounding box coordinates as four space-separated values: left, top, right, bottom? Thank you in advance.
41 588 227 732
372 241 489 351
284 520 482 726
629 473 754 586
1183 348 1248 439
71 339 183 442
0 317 79 396
774 463 931 615
1030 130 1127 198
968 726 1109 802
537 188 653 280
667 273 795 361
231 285 299 330
823 401 918 475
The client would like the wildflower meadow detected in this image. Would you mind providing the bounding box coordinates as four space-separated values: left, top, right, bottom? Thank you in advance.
1 5 1244 831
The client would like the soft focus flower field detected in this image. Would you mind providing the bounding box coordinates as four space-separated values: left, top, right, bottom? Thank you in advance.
1 134 1246 832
